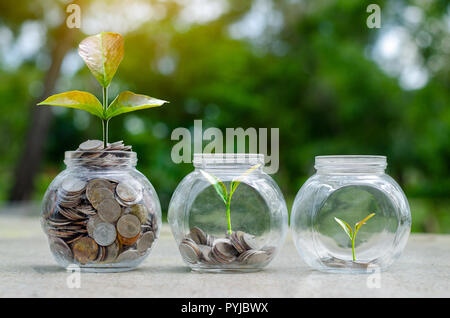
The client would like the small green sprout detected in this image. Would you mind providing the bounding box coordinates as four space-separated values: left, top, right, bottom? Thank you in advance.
200 164 261 235
334 213 375 262
38 32 168 147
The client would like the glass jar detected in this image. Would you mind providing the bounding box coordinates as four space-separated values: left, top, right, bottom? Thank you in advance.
291 155 411 273
168 154 288 272
41 149 161 272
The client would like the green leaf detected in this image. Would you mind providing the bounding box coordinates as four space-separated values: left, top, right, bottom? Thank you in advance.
355 213 375 234
334 217 353 240
105 91 167 119
78 32 124 88
230 164 262 196
200 170 228 205
37 91 104 118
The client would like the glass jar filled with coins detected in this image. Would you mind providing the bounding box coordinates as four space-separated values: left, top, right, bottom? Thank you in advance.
168 154 288 272
41 140 161 272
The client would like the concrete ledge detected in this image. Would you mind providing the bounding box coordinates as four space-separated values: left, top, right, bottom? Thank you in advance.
0 215 449 297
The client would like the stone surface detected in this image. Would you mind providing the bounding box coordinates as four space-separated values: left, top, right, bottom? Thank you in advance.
0 214 449 297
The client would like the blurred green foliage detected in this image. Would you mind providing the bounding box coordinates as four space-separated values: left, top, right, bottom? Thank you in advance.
0 0 449 233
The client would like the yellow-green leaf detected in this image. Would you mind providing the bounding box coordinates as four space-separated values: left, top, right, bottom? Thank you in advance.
105 91 168 119
355 213 375 234
334 217 353 240
78 32 124 88
37 91 103 118
230 164 262 196
200 170 228 205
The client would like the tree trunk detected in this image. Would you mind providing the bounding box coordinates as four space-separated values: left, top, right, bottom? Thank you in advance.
8 13 80 202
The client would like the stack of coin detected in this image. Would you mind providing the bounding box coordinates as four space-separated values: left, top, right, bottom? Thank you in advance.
178 227 274 266
71 140 133 168
43 140 159 266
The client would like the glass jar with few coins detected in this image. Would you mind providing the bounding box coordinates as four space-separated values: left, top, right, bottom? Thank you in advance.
291 155 411 273
168 154 288 272
41 140 161 272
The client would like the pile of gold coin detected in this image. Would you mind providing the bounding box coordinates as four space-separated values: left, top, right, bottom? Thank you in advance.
178 227 275 266
43 141 158 265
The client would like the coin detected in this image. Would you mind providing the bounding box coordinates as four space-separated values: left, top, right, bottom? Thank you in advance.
116 250 140 262
61 177 86 194
118 232 140 246
189 227 207 245
198 245 214 263
95 245 106 262
49 237 73 262
116 182 139 202
87 187 114 209
137 231 155 253
76 204 97 216
103 241 120 263
230 231 246 253
79 139 103 151
97 198 121 223
117 214 141 238
212 238 238 263
239 250 269 265
66 234 86 245
43 191 57 218
74 140 133 168
86 178 113 194
87 215 102 237
72 237 99 264
241 233 259 250
179 238 201 264
93 222 117 246
128 204 148 224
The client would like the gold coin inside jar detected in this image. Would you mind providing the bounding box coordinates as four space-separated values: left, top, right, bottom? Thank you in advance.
117 214 141 238
118 232 140 246
72 237 99 264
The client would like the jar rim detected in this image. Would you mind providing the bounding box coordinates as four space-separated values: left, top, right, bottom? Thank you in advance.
193 153 264 167
315 155 387 171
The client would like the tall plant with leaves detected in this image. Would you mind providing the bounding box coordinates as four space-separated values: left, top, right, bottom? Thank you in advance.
334 213 375 262
38 32 168 147
200 164 261 235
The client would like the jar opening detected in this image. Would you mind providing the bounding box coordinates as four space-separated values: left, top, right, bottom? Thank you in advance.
193 153 264 168
64 151 137 167
315 155 387 174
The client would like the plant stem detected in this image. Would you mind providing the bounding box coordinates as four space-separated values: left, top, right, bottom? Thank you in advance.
226 196 232 235
102 86 109 148
352 234 356 262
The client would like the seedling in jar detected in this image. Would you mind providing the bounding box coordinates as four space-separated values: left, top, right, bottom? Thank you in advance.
334 213 375 262
200 164 261 235
38 32 168 147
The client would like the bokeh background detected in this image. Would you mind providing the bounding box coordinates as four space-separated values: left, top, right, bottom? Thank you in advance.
0 0 449 232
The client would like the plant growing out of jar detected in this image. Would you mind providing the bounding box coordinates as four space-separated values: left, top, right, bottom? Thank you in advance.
200 164 261 235
334 213 375 262
39 32 167 271
38 32 167 145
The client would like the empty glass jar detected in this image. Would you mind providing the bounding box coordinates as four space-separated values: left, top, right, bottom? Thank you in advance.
41 141 161 272
291 155 411 273
168 154 288 272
